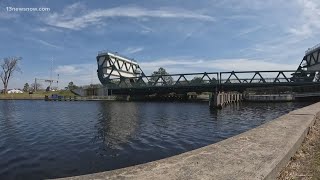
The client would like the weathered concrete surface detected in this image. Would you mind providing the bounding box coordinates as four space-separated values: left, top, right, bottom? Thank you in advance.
245 94 294 102
57 102 320 180
210 92 243 108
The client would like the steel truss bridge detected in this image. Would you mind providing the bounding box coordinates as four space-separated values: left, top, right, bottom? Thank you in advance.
96 46 320 95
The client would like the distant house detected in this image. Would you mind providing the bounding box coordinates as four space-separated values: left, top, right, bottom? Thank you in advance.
7 89 23 94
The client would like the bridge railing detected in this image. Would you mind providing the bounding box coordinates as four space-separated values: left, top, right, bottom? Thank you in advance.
105 72 219 89
97 70 320 90
219 70 318 84
220 78 291 84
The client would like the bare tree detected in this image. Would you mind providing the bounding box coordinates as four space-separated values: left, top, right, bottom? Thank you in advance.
0 57 21 94
31 82 42 91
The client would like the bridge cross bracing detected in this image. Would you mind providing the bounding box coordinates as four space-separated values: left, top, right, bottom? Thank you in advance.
96 47 320 94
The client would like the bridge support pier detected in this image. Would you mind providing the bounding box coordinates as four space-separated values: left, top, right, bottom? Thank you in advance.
209 92 243 108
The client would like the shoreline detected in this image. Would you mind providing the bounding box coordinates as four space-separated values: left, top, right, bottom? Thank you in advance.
0 97 43 100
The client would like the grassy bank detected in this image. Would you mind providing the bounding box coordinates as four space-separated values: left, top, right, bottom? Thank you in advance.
0 90 75 100
278 117 320 179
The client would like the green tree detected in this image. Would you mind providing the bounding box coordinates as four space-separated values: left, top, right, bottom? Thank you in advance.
68 81 77 90
190 76 217 84
90 84 103 88
190 77 204 84
149 67 173 85
23 83 29 92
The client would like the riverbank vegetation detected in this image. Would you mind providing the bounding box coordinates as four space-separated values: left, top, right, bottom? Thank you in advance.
278 117 320 179
0 90 75 99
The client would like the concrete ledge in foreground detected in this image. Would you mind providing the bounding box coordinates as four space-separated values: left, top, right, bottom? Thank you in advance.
57 102 320 180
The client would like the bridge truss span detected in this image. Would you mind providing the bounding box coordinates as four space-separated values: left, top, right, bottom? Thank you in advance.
96 51 320 95
103 72 219 90
219 70 318 84
99 70 320 94
298 45 320 71
97 51 144 85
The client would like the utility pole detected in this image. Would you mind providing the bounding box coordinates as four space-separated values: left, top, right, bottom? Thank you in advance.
50 58 53 88
57 74 59 90
90 63 93 86
34 78 37 92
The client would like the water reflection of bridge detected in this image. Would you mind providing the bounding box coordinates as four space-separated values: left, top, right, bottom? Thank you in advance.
94 102 139 150
96 45 320 95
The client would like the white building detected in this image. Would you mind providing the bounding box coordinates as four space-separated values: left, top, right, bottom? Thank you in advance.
7 89 23 94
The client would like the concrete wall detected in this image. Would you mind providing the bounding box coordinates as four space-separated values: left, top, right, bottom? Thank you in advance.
245 94 294 102
71 88 86 96
72 87 109 97
56 102 320 180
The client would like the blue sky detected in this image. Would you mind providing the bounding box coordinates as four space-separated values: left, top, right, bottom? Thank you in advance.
0 0 319 89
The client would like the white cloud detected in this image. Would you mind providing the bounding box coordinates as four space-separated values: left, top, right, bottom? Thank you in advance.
203 59 297 71
124 47 144 54
37 27 48 32
139 58 298 75
36 27 63 32
0 11 19 19
140 59 203 69
53 64 99 87
36 39 60 49
26 37 61 49
63 2 86 15
237 26 262 36
233 0 320 63
214 0 285 11
44 4 215 30
134 22 154 34
223 15 257 20
288 0 320 37
54 65 81 75
211 0 319 63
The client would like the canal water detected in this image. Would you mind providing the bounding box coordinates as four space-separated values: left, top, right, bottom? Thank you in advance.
0 100 314 179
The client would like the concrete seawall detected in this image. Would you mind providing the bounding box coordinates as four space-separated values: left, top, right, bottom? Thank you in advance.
245 94 294 102
57 102 320 180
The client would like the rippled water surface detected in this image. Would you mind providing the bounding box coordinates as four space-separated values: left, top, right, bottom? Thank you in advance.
0 100 314 179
